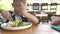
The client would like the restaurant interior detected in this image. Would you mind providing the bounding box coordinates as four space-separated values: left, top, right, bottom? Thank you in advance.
0 0 60 34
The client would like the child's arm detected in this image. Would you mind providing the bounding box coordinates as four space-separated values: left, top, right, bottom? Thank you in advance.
23 12 39 24
0 9 13 20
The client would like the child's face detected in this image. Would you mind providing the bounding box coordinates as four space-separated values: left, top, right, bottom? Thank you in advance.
12 0 26 12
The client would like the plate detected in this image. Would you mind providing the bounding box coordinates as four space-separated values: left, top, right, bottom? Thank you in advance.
1 22 32 30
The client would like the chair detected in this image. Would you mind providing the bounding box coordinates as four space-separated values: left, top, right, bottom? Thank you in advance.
51 16 60 26
33 3 39 10
41 3 48 12
50 3 57 12
36 14 49 23
33 3 40 14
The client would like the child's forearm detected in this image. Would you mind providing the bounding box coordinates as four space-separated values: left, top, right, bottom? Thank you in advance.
23 12 39 24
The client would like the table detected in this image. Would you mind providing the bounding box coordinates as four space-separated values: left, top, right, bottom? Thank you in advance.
1 23 60 34
46 12 56 21
36 14 48 23
53 14 60 16
27 10 40 16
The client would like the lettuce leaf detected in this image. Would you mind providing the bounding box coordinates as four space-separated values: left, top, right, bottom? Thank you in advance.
14 19 20 27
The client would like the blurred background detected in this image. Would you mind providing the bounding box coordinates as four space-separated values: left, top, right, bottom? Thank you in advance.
0 0 60 14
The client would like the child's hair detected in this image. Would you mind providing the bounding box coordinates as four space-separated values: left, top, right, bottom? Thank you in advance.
13 0 26 3
21 0 26 3
13 0 26 5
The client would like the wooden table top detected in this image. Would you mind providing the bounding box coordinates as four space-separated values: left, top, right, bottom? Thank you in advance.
1 23 60 34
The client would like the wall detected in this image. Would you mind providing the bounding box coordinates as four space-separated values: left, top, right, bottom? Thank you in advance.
56 5 60 15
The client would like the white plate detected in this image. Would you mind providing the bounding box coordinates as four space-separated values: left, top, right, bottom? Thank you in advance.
1 22 32 30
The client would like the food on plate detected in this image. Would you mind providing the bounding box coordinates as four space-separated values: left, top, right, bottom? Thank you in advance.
22 23 30 26
7 19 20 27
6 19 30 27
7 21 15 27
14 19 20 27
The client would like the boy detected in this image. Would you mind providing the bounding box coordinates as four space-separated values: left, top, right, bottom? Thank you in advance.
0 0 39 24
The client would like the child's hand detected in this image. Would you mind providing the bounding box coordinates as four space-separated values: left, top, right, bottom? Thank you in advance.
1 9 13 20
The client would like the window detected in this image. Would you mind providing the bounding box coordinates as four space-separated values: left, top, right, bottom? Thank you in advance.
0 0 13 10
